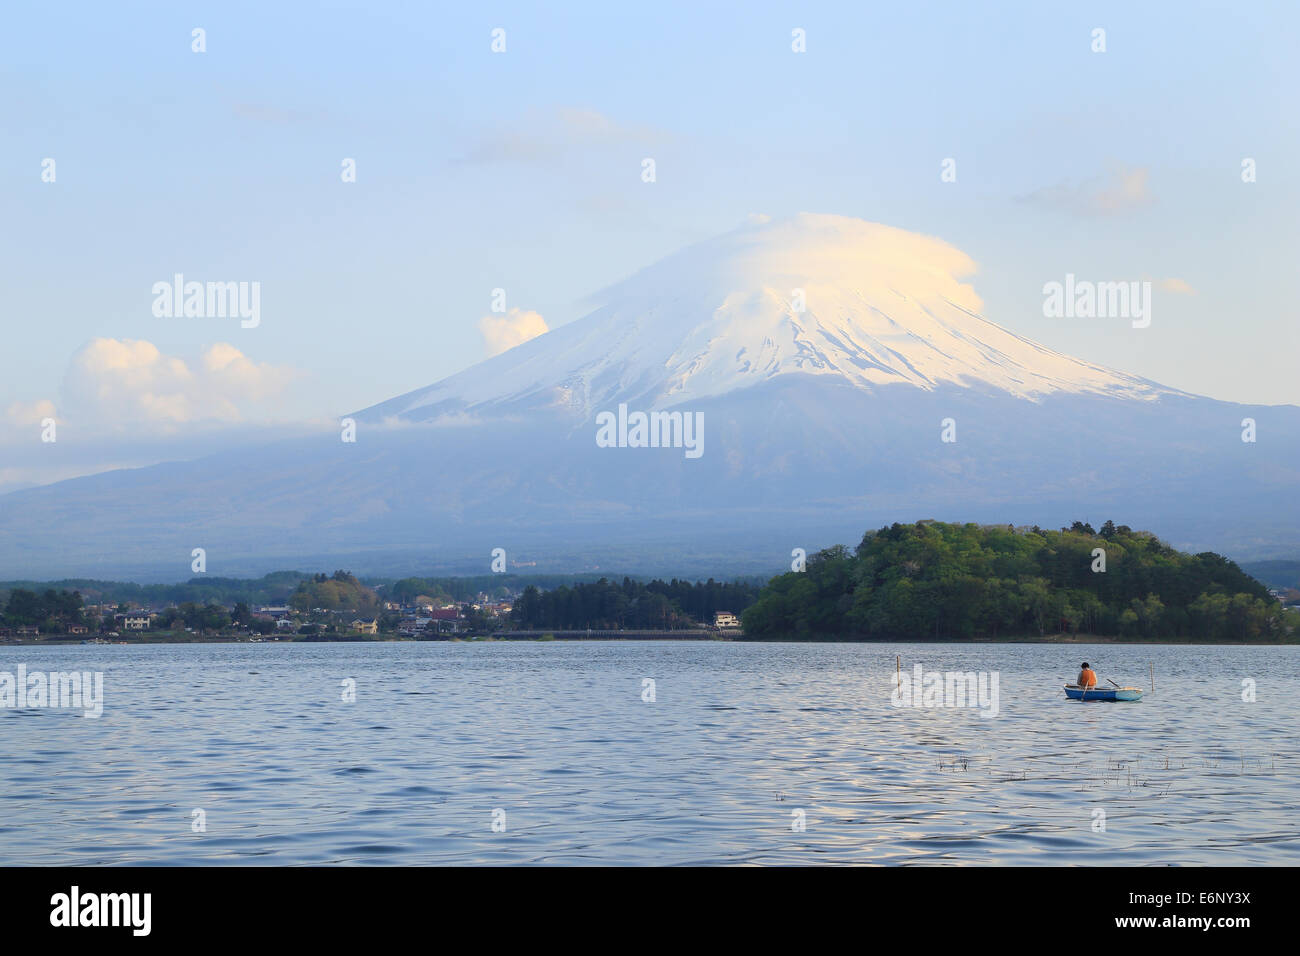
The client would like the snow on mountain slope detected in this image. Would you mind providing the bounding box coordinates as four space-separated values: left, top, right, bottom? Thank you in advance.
2 213 1296 580
358 213 1172 423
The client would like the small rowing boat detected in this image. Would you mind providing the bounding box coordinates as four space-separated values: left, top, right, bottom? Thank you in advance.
1063 684 1142 702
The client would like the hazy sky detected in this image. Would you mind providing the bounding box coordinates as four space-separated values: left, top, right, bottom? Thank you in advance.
2 1 1297 490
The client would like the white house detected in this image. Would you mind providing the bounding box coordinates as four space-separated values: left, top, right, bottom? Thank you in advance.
714 611 741 629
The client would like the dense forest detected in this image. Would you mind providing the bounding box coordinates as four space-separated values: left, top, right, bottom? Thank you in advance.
510 577 762 629
0 572 313 609
0 571 665 610
4 528 1290 642
289 571 381 612
0 588 281 635
385 573 617 604
742 521 1292 643
1 588 85 630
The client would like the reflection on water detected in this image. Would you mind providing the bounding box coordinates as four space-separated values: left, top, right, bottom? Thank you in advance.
1 641 1296 865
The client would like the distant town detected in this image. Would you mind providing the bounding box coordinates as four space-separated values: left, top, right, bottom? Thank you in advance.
0 570 757 644
3 522 1299 645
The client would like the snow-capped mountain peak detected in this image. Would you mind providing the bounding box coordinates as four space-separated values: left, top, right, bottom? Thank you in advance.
359 213 1165 422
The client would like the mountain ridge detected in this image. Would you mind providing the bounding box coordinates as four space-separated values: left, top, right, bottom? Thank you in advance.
1 214 1295 579
356 214 1180 425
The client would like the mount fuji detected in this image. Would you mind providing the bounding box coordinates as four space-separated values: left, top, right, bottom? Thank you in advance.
359 214 1171 422
2 214 1296 580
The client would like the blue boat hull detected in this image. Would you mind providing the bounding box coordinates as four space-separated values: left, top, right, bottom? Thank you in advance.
1063 684 1142 702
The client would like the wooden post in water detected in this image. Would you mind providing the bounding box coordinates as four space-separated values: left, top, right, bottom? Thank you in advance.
1150 661 1155 694
897 655 901 693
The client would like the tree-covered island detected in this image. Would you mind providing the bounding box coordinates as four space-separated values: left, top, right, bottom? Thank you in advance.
741 521 1293 642
1 522 1294 643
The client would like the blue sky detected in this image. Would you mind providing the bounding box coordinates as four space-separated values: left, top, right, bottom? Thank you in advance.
2 1 1297 488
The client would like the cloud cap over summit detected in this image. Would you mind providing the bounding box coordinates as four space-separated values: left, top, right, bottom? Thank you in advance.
358 214 1171 426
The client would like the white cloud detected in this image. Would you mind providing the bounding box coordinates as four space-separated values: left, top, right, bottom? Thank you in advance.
59 338 295 429
1019 164 1153 216
4 398 57 426
1157 277 1197 295
478 309 549 357
200 341 290 400
0 340 302 492
1090 166 1152 213
554 107 659 144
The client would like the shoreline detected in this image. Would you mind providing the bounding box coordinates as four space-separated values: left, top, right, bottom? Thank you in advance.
0 633 1295 647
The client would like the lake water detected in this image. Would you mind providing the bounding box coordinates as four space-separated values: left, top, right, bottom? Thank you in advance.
1 641 1296 865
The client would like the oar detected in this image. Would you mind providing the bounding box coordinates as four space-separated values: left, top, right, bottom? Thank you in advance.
1107 678 1121 688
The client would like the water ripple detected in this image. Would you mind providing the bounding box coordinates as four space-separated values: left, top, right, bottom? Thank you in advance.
0 641 1296 864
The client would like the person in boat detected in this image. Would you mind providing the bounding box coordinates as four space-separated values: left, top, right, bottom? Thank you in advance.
1076 662 1098 689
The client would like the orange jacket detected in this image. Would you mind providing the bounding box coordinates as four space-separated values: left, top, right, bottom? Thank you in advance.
1077 668 1097 688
